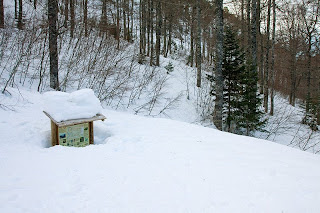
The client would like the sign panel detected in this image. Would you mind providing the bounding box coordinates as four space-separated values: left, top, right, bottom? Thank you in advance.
58 123 90 147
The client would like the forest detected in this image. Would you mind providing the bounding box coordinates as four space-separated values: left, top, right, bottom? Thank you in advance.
0 0 319 150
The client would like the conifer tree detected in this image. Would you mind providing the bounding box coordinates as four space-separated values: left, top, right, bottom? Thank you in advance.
222 25 246 132
237 60 266 135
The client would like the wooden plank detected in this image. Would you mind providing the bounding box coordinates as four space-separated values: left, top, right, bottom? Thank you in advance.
89 121 94 144
51 121 58 146
44 111 106 127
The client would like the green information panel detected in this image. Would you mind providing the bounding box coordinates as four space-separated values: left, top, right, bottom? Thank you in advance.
58 123 90 147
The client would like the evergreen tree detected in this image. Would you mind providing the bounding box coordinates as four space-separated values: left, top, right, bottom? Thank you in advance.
222 25 246 132
237 60 266 135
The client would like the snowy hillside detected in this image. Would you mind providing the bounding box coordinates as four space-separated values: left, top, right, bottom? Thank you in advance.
1 88 320 213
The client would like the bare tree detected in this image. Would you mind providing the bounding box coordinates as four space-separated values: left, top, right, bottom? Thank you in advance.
213 0 224 130
196 0 202 87
0 0 4 28
48 0 59 90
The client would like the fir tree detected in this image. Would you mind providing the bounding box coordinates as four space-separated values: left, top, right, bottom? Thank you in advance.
222 25 246 132
237 60 266 135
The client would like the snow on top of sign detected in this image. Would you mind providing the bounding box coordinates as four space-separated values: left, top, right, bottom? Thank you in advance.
43 89 103 122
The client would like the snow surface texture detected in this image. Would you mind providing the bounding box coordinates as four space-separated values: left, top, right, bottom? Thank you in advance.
1 88 320 213
43 89 103 122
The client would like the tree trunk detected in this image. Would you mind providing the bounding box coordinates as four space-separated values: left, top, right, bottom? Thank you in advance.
270 0 276 115
306 34 312 112
123 0 127 40
264 0 271 113
246 0 251 56
64 0 69 28
196 0 201 87
84 0 88 36
70 0 75 38
155 0 161 66
117 0 120 48
190 5 195 67
0 0 4 28
167 12 172 56
48 0 59 90
213 0 224 131
14 0 17 19
17 0 23 29
163 10 167 57
150 0 154 66
251 0 257 69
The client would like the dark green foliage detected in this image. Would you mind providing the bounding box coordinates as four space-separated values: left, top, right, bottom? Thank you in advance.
237 60 266 135
209 25 266 135
222 25 246 132
165 61 174 73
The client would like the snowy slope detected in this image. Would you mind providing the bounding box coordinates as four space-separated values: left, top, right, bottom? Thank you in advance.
1 88 320 213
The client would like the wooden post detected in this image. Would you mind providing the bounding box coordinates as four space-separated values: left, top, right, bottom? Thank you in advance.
51 121 58 146
89 121 94 144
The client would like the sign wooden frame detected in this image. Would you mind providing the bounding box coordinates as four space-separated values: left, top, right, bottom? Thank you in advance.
44 111 106 146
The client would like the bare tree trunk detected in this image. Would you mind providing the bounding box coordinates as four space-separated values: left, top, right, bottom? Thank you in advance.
246 0 251 55
117 0 120 48
264 0 271 113
166 11 172 56
251 0 257 69
306 33 312 112
14 0 17 19
155 0 161 66
270 0 276 115
241 0 245 46
196 0 201 87
64 0 69 28
163 9 167 57
123 0 127 40
190 5 195 67
17 0 23 29
150 0 154 66
84 0 88 37
0 0 4 28
70 0 75 38
213 0 224 131
48 0 59 90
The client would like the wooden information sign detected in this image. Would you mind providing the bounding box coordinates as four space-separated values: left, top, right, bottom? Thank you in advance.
44 111 106 147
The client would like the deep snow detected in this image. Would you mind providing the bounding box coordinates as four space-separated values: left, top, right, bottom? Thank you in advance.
1 88 320 213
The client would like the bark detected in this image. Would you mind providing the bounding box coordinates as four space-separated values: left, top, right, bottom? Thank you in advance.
17 0 23 29
123 0 127 40
167 12 172 56
270 0 276 115
0 0 4 28
246 0 251 55
117 0 120 48
196 0 202 87
241 0 244 46
306 34 312 112
190 5 195 67
150 0 154 66
155 0 161 66
163 9 167 57
64 0 69 28
15 0 17 19
70 0 75 38
84 0 88 37
48 0 59 90
251 0 257 69
213 0 224 131
264 0 271 113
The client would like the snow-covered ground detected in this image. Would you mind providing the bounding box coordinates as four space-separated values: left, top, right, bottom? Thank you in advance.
1 88 320 213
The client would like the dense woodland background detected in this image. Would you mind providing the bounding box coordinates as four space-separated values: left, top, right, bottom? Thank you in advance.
0 0 319 142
